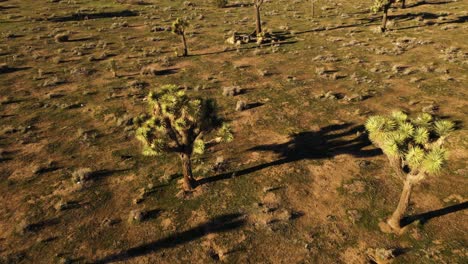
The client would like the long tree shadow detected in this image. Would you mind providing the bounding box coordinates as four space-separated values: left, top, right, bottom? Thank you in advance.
225 3 253 8
0 66 31 74
191 32 296 57
94 213 245 264
191 40 298 57
395 15 468 30
407 0 454 8
48 10 138 22
401 201 468 227
199 124 382 185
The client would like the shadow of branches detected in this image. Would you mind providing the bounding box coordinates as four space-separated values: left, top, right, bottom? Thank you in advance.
199 124 381 185
94 213 246 263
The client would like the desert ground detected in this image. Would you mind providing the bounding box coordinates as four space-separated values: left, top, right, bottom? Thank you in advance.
0 0 467 263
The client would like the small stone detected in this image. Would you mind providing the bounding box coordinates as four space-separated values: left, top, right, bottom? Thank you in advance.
222 86 242 96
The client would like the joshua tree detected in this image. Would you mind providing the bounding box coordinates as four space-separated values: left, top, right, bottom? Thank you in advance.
108 59 117 78
172 18 189 56
371 0 402 32
254 0 265 36
365 111 455 233
136 85 233 191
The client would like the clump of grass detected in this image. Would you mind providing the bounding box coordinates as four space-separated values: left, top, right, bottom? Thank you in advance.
128 209 145 223
71 168 93 184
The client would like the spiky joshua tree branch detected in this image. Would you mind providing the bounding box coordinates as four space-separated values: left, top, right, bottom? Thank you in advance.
365 111 455 233
136 85 233 191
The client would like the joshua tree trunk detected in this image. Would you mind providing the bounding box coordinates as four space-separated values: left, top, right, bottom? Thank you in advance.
401 0 406 8
381 4 390 32
255 4 262 35
181 33 188 56
388 155 405 179
311 0 315 18
387 178 413 231
180 153 196 190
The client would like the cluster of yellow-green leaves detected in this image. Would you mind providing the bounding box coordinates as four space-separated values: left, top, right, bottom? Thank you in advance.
365 111 455 174
172 18 189 35
136 85 232 157
371 0 398 12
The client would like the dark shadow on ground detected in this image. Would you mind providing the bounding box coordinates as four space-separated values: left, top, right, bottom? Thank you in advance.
390 11 441 20
0 5 17 11
246 102 264 110
191 40 298 57
199 124 382 185
91 169 130 181
94 213 246 264
295 21 379 35
156 68 178 76
407 0 454 8
49 10 138 22
394 15 467 30
401 201 468 227
225 3 253 8
0 66 31 74
23 218 60 233
67 37 95 42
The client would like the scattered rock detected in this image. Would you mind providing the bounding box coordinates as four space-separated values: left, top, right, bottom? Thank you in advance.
366 248 395 264
235 100 247 111
222 86 242 96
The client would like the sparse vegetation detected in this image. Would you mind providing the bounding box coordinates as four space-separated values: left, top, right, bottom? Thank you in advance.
0 0 466 262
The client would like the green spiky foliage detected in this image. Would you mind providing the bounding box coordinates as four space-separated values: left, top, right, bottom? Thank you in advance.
171 18 189 56
366 111 453 176
371 0 397 13
365 111 455 232
136 85 232 190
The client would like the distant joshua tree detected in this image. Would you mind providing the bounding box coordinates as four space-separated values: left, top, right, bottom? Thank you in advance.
108 59 117 78
371 0 406 32
254 0 265 36
136 85 233 190
172 18 189 56
366 111 455 233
